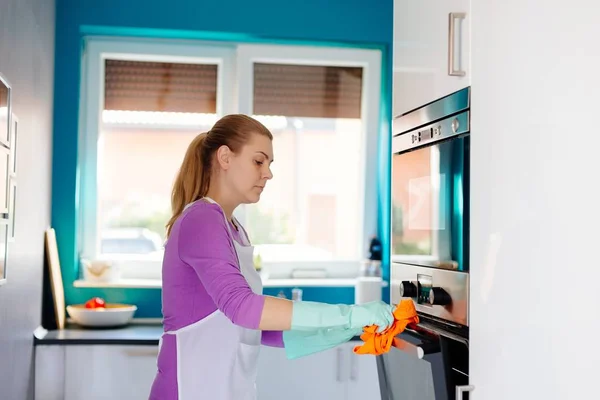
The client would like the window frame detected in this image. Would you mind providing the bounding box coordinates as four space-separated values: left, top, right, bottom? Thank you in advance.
78 38 382 282
78 37 236 264
235 44 382 266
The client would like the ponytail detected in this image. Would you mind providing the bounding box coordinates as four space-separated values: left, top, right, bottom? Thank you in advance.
165 132 210 237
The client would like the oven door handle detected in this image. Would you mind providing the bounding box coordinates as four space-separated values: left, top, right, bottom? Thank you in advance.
391 325 441 359
390 336 425 359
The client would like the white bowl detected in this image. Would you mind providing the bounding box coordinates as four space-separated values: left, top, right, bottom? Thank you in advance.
66 304 137 328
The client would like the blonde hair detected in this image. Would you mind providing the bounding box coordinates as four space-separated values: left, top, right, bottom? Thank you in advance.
166 114 273 237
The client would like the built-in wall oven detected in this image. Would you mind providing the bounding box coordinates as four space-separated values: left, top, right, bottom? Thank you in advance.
377 87 473 400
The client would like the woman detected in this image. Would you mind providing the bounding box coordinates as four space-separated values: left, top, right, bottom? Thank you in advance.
149 114 394 400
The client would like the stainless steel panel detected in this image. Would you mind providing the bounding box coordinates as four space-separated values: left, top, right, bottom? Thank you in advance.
391 263 469 326
393 87 470 135
392 111 469 154
418 320 469 346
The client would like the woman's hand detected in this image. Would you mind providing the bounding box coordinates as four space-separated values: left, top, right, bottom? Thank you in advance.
257 297 396 333
348 301 395 332
284 299 395 332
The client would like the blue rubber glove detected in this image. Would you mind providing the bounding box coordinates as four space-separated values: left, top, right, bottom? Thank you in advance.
282 327 363 360
290 300 394 333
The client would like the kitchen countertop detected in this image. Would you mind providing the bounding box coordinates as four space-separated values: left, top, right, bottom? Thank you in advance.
34 323 363 346
33 323 164 346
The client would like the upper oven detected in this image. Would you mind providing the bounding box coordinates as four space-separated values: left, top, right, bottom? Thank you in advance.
391 87 470 274
378 87 472 400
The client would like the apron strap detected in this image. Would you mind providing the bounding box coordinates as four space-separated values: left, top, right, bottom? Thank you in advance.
233 216 251 247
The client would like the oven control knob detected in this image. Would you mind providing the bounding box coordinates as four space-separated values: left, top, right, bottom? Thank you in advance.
429 287 452 306
399 281 417 297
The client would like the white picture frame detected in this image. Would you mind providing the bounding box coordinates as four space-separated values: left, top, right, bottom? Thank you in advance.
0 74 11 149
8 177 15 242
10 114 17 176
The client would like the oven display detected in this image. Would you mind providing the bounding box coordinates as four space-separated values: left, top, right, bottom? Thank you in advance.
417 274 433 306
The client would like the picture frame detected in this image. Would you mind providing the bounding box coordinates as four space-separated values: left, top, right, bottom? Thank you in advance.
0 74 11 149
0 146 8 215
8 177 15 242
0 221 8 285
10 114 17 176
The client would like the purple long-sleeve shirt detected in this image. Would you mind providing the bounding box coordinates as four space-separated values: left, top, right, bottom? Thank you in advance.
149 200 283 400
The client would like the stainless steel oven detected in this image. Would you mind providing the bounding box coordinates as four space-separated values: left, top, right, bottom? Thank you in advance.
377 87 473 400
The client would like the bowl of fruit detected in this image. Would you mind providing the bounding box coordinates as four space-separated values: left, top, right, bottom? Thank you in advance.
66 297 137 328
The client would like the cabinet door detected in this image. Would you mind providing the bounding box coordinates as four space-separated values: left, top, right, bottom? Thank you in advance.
64 345 158 400
392 0 470 117
346 343 382 400
35 345 66 400
256 346 346 400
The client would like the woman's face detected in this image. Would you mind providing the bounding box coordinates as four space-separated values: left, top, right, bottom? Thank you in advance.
225 133 274 204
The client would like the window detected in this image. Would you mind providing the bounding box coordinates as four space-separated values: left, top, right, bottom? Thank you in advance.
236 45 381 275
244 118 363 261
79 39 381 283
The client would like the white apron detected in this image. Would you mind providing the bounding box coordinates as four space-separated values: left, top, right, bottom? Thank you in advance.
162 197 263 400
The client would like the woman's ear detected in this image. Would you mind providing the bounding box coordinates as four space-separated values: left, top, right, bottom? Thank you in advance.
216 145 232 170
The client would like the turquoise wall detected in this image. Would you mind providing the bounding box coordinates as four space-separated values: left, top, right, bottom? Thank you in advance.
52 0 393 317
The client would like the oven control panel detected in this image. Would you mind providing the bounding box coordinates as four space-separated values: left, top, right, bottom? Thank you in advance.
400 275 452 307
391 263 469 326
417 274 434 305
414 274 452 306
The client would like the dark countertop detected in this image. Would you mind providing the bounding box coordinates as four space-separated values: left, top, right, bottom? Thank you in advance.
34 323 164 345
34 323 363 346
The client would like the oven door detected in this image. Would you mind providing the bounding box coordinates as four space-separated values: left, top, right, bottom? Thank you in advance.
376 324 470 400
391 114 470 273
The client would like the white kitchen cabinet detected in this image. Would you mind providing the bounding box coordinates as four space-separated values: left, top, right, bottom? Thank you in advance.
469 1 600 399
257 345 345 399
36 342 380 400
345 343 381 400
256 342 381 400
392 0 470 117
64 345 158 400
35 345 66 400
35 344 158 400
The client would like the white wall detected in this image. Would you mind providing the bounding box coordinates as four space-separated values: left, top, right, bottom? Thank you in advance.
470 0 600 398
0 0 55 399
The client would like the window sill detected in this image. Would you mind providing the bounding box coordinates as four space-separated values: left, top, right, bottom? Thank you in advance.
74 279 163 289
73 277 388 289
